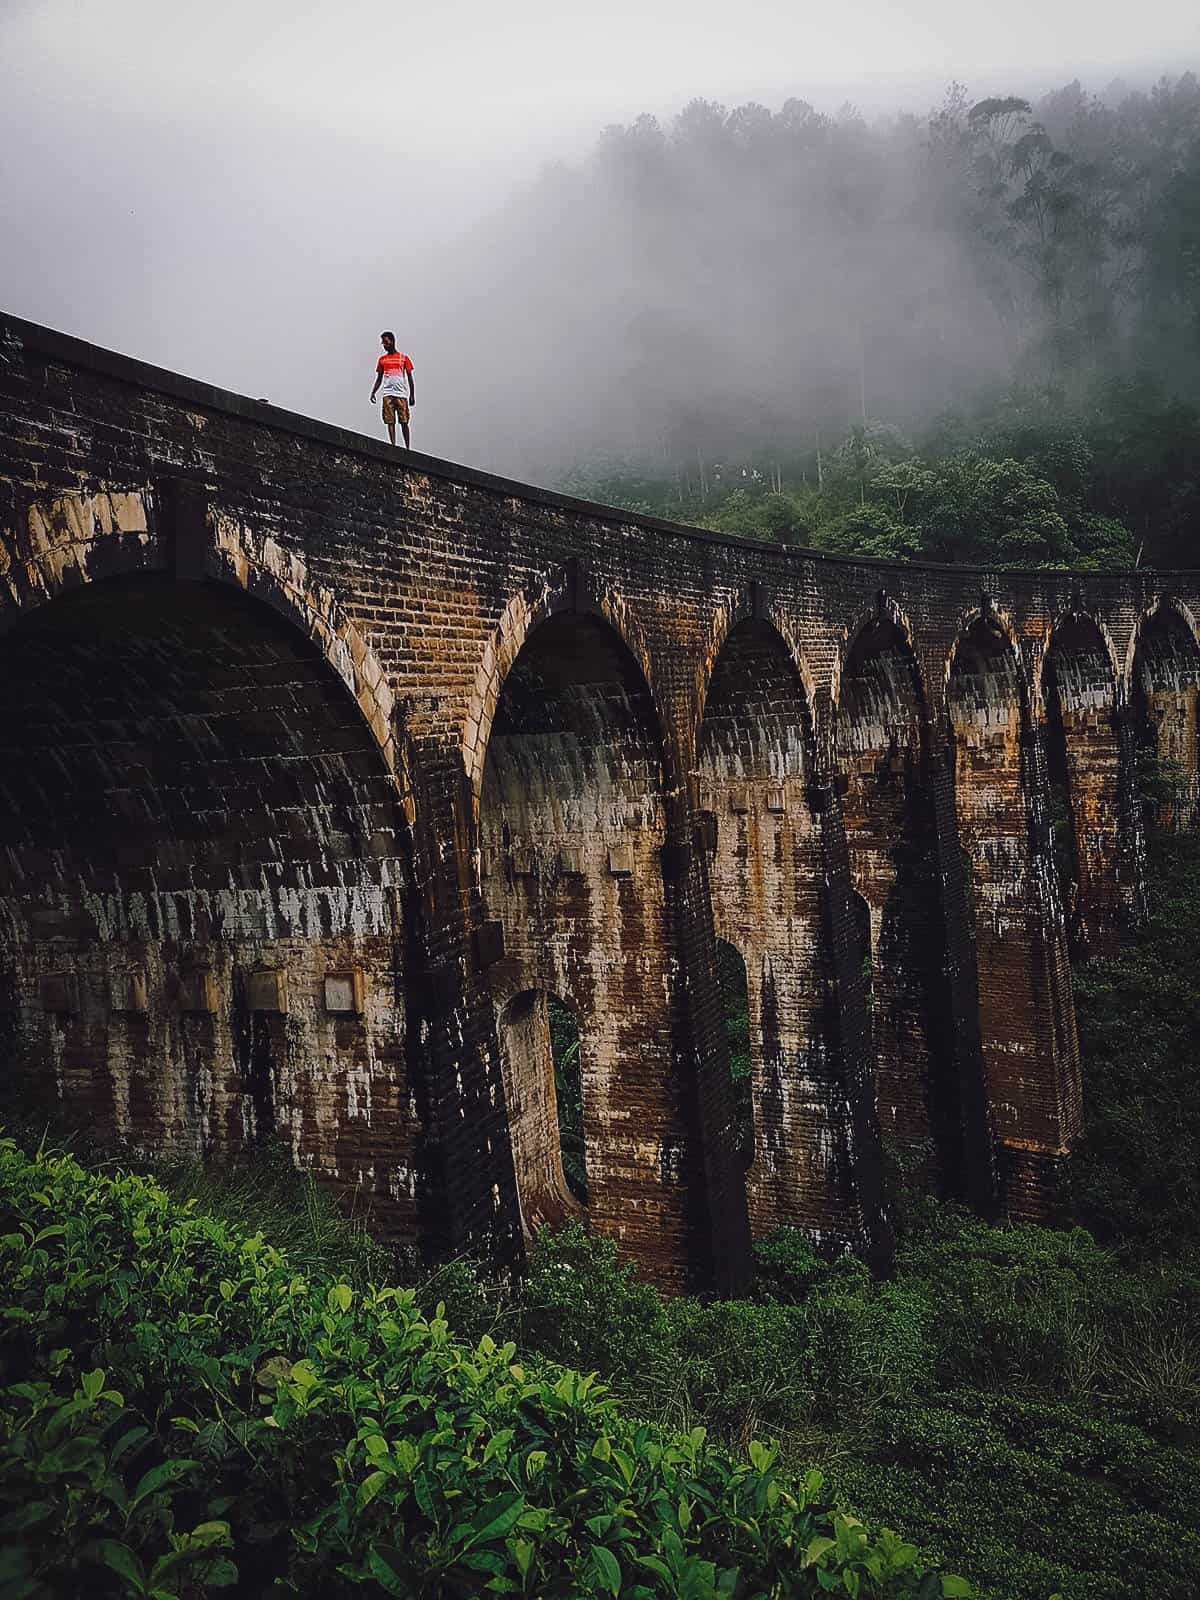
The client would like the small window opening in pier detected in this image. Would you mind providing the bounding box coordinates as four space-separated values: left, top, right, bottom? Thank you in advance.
715 939 755 1168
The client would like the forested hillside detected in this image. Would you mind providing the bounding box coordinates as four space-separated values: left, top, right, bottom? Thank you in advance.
454 74 1200 566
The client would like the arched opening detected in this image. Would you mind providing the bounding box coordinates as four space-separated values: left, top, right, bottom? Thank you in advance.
714 939 754 1168
837 617 961 1188
494 988 585 1234
1042 616 1123 956
947 616 1081 1209
0 575 416 1234
548 997 586 1202
477 610 689 1286
697 617 855 1239
849 888 873 1013
1131 605 1200 831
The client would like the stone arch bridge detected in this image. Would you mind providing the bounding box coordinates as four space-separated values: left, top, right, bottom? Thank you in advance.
1 314 1195 1291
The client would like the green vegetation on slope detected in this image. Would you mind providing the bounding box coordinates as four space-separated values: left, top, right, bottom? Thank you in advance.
0 1137 968 1599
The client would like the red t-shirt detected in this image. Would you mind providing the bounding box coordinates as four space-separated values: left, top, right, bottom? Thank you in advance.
376 351 413 396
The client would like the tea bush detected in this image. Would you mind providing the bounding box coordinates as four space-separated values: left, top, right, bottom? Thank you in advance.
0 1137 968 1598
501 1211 1200 1600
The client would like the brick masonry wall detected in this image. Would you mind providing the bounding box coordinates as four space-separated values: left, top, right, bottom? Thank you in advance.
1042 616 1130 958
479 612 695 1291
697 616 859 1246
2 313 1199 1286
1134 606 1200 830
838 612 961 1189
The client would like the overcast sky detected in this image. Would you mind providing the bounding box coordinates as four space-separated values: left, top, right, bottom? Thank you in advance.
1 0 1196 469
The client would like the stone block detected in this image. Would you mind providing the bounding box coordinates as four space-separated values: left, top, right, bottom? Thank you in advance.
608 842 634 876
558 843 584 875
323 969 365 1015
245 968 288 1013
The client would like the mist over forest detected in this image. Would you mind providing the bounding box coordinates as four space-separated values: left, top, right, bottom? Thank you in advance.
428 72 1200 565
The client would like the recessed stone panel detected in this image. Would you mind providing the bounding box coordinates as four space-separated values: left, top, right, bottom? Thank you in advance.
323 969 365 1015
245 968 288 1014
607 842 634 876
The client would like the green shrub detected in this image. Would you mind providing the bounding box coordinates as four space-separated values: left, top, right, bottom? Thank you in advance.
0 1137 963 1598
514 1223 672 1387
752 1228 830 1301
833 1389 1200 1600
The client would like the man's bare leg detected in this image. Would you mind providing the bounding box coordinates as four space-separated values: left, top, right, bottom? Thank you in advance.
401 418 411 448
385 414 397 446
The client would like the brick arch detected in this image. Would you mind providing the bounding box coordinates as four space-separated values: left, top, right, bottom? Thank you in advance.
1123 594 1200 689
473 577 688 1287
693 592 819 766
464 567 667 811
830 595 926 716
696 599 845 1242
945 599 1082 1197
833 594 961 1192
0 515 422 1232
944 604 1033 727
1126 594 1200 832
0 488 402 793
1039 609 1127 957
1034 609 1122 717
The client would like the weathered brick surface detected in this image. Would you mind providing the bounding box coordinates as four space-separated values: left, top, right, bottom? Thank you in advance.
1132 603 1200 830
838 609 955 1186
1042 614 1131 957
698 615 857 1246
2 313 1198 1287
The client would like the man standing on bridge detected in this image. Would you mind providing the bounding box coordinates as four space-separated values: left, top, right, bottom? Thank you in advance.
370 331 415 448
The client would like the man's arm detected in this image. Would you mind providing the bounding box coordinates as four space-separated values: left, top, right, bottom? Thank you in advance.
407 359 416 407
370 360 382 403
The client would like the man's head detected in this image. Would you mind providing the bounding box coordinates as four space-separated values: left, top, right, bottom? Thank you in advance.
380 331 396 352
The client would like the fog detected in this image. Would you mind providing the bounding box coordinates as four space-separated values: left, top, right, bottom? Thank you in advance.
1 0 1195 482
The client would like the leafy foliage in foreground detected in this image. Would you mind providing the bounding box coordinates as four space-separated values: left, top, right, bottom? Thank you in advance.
0 1138 966 1598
